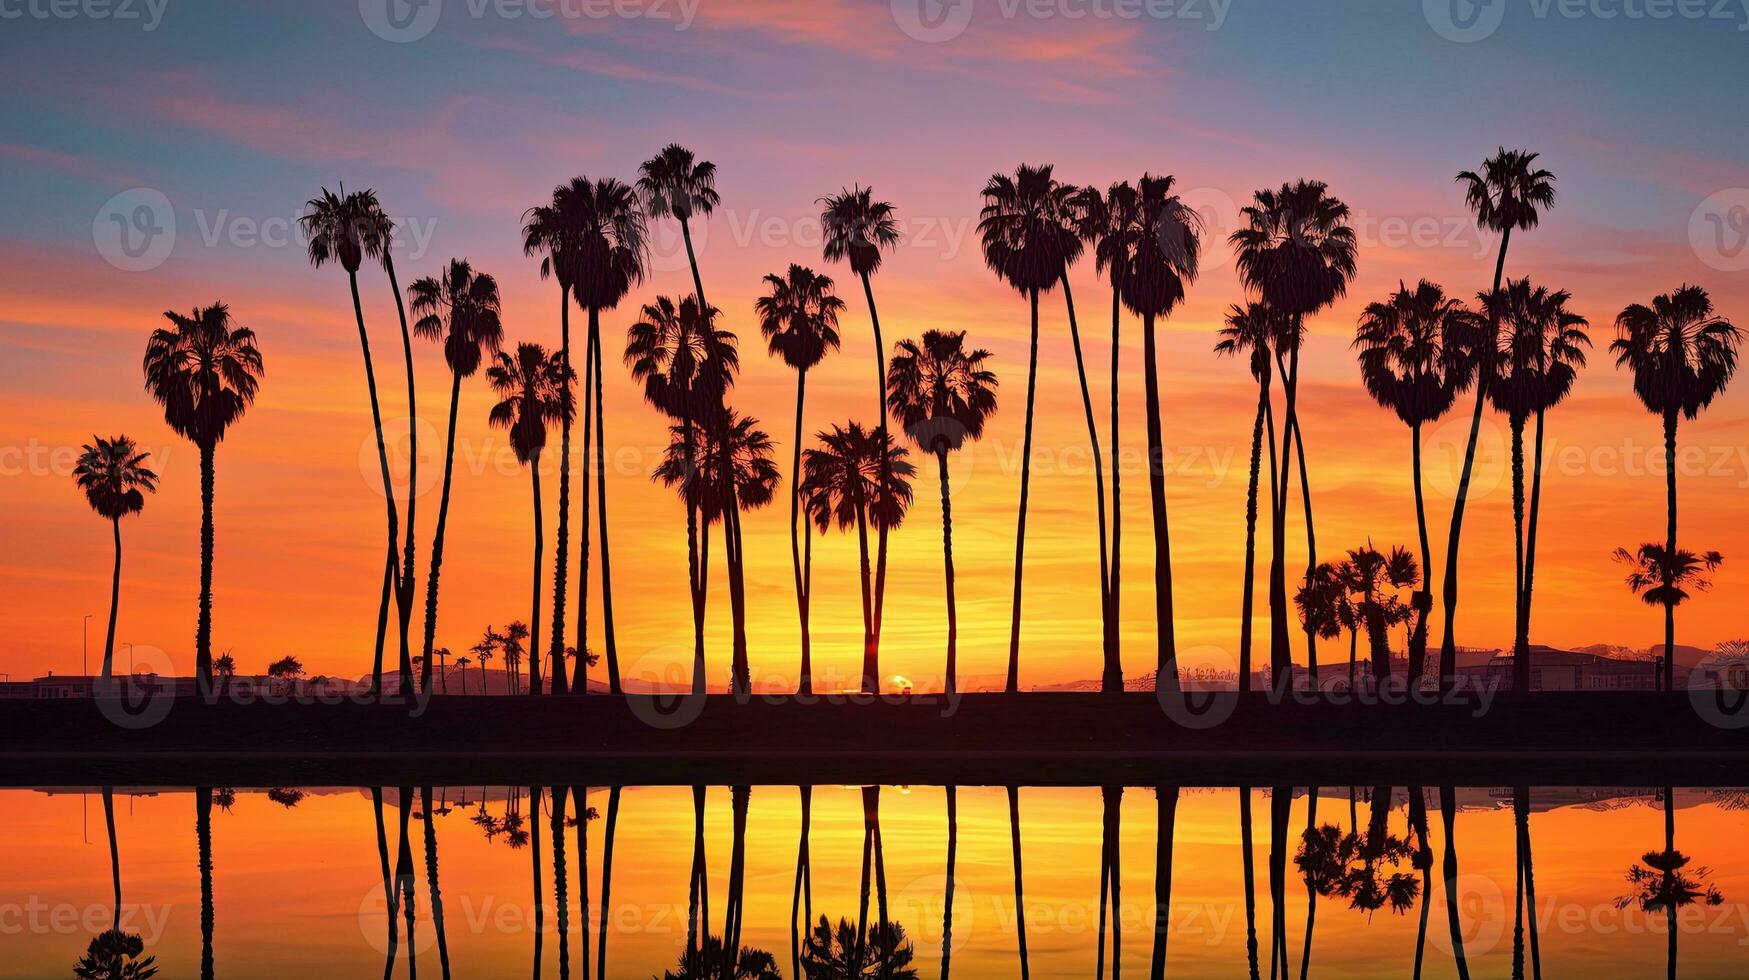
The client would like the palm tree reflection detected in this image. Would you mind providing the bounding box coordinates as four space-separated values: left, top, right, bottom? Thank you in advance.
1150 785 1178 979
1617 787 1725 980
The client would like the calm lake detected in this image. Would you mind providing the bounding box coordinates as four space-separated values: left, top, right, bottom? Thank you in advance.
6 784 1747 977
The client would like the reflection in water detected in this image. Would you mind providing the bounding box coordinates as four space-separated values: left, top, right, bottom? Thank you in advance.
17 785 1749 977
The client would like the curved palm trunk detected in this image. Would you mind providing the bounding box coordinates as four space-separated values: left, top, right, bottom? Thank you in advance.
574 785 590 980
937 448 960 696
530 786 544 979
1440 786 1470 980
596 786 620 978
195 441 217 699
577 302 596 695
1299 787 1318 980
421 786 452 979
1518 409 1547 685
1110 287 1124 695
99 517 122 679
591 318 620 693
684 405 705 697
551 786 570 979
687 786 709 956
1008 786 1030 979
1268 349 1297 691
723 786 751 968
103 787 120 928
941 786 957 980
394 787 417 980
1098 786 1122 979
551 289 574 696
423 369 465 698
790 368 813 695
1142 310 1180 693
853 503 875 690
726 475 751 696
1516 786 1541 980
1062 274 1116 692
372 787 398 980
1663 410 1679 691
1510 413 1529 692
529 460 544 694
1240 787 1260 980
197 786 214 980
348 269 399 697
792 786 813 980
1409 421 1433 681
1664 786 1678 980
1288 385 1319 683
1409 789 1432 979
384 255 419 698
1239 372 1271 693
1268 787 1291 980
1443 225 1511 685
1006 288 1041 694
862 271 892 697
1152 785 1180 980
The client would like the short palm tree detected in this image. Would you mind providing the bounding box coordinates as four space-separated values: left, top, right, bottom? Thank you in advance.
801 423 915 693
1488 281 1590 688
757 264 844 695
1612 284 1741 689
1354 281 1475 680
142 304 262 695
1294 560 1349 686
409 259 503 695
1230 180 1357 689
1445 149 1557 683
73 435 158 679
977 164 1086 693
887 330 998 696
1217 302 1281 691
453 656 471 695
487 344 569 687
1339 545 1419 683
73 929 158 980
819 186 904 691
1614 544 1724 663
801 916 917 979
628 295 738 694
301 185 407 696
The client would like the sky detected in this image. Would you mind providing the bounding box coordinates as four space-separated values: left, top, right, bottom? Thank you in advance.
3 0 1749 690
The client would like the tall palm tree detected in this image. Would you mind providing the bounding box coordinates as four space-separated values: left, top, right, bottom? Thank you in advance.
801 423 916 692
940 786 957 980
1230 180 1357 690
1354 281 1474 681
639 144 718 307
1612 284 1741 689
1488 281 1590 689
196 785 214 980
409 260 504 695
300 183 419 700
654 411 781 693
630 295 739 693
820 186 904 693
978 164 1085 693
1445 149 1557 683
596 785 621 978
1125 173 1204 694
1217 303 1280 691
488 343 569 688
418 786 452 979
142 304 262 696
1076 182 1143 692
757 265 844 695
1096 785 1123 978
792 786 814 980
73 436 157 679
887 330 998 696
1007 786 1029 979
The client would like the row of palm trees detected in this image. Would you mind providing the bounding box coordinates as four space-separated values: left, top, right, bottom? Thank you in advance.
75 146 1739 696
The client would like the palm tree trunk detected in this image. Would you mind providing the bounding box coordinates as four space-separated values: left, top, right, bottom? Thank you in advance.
688 786 709 956
1510 412 1529 692
790 368 812 695
792 786 812 980
724 786 751 966
938 448 959 697
1517 786 1541 979
1520 409 1547 687
1409 422 1433 681
1664 786 1677 980
1008 786 1030 980
577 299 596 695
1142 309 1180 694
1268 787 1290 980
1239 374 1270 693
724 458 751 696
551 786 570 980
1152 786 1178 980
421 786 452 979
575 784 590 980
596 786 620 978
103 787 120 928
348 269 399 698
1007 288 1041 694
1241 786 1260 980
1664 409 1679 692
423 370 464 699
530 786 544 979
394 787 417 980
1062 273 1116 692
1443 224 1511 685
551 288 574 696
103 518 121 679
855 503 875 692
197 786 215 980
372 787 399 980
1110 286 1124 695
1103 786 1123 979
1269 346 1298 692
941 785 957 980
384 255 418 698
1288 381 1319 683
196 441 216 699
1300 788 1318 980
591 316 620 693
854 789 873 968
1440 786 1470 980
531 461 544 692
862 270 892 697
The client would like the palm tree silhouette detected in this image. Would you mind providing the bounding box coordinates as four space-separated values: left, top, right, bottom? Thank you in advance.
1075 182 1144 693
685 786 711 961
851 786 893 976
1096 786 1122 978
1238 786 1261 980
801 916 918 979
1339 545 1419 684
1217 303 1281 692
1354 281 1475 681
1005 786 1029 979
549 785 569 979
1508 786 1542 980
73 436 157 679
1612 284 1741 689
639 144 718 305
301 185 418 698
453 656 470 694
654 411 781 692
792 786 815 980
488 344 570 687
419 786 452 979
978 165 1087 694
502 620 529 694
1614 544 1724 683
142 304 262 696
595 786 621 978
940 786 957 980
1617 788 1724 980
1295 560 1348 686
628 294 738 695
409 259 504 696
1230 180 1357 691
757 265 844 695
1445 149 1557 684
801 423 916 691
73 927 158 979
887 330 998 696
664 936 782 980
99 787 121 930
528 177 649 695
820 186 903 693
195 786 214 980
1480 280 1590 689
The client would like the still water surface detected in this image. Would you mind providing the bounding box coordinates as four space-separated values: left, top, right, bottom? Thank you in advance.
6 785 1748 977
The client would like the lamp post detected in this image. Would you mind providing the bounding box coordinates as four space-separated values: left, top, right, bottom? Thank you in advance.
82 614 92 680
